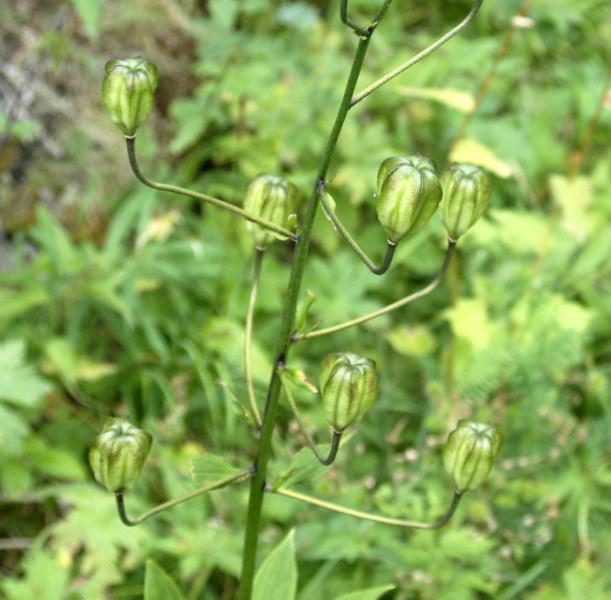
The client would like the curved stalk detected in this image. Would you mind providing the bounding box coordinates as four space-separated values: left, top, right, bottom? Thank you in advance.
320 190 397 275
272 487 463 529
280 373 342 466
115 469 252 527
294 239 456 341
125 137 298 243
340 0 371 37
351 0 484 107
245 249 265 427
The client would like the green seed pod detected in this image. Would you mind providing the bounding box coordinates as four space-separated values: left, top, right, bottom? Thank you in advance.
102 57 159 137
320 352 379 432
443 420 503 494
439 164 491 241
376 155 442 244
243 174 296 249
89 418 152 493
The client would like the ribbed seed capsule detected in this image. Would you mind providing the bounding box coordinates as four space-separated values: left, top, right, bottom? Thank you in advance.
102 57 158 136
89 418 152 493
443 420 503 493
439 164 491 241
376 155 442 244
320 352 379 432
243 174 295 249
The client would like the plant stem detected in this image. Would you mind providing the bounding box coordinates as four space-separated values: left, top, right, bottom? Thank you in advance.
280 374 342 466
320 191 397 275
125 137 298 243
294 239 456 341
237 16 386 598
245 249 265 427
340 0 371 37
115 470 252 527
351 0 484 107
272 487 463 529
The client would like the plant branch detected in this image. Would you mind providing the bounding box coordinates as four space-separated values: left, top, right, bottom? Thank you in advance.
340 0 370 37
238 28 380 600
125 137 299 243
272 487 463 529
294 239 456 341
280 373 342 466
115 470 252 527
351 0 484 107
320 190 397 275
245 249 265 427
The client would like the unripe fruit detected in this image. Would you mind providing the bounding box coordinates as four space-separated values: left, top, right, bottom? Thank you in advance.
320 352 379 432
376 155 442 244
89 418 152 493
439 164 491 240
443 420 503 493
102 57 158 136
243 174 296 249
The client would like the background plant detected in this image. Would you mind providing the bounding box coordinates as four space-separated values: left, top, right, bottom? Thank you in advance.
1 0 610 599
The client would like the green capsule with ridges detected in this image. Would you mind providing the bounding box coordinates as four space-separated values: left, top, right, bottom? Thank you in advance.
443 420 503 493
102 57 158 137
89 418 152 493
376 155 442 244
320 352 379 432
439 164 491 241
243 174 296 249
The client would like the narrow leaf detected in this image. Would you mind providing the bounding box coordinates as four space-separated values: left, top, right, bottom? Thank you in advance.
253 530 297 600
144 560 184 600
332 585 396 600
191 453 242 483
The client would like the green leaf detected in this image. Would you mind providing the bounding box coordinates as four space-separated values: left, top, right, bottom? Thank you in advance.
332 584 396 600
397 86 475 112
272 446 331 490
0 340 51 408
70 0 101 39
253 530 297 600
144 560 185 600
449 138 513 179
191 453 242 483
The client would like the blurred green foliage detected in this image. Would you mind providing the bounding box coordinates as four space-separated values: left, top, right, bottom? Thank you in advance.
1 0 610 598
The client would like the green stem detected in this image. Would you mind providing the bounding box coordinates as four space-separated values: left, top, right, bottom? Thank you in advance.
245 249 265 427
294 239 456 341
351 0 484 107
339 0 370 37
272 487 463 529
238 21 384 599
125 137 298 243
280 374 342 466
115 470 252 527
320 191 396 275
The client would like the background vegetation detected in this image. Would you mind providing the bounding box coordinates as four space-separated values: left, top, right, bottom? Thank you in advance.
1 0 610 598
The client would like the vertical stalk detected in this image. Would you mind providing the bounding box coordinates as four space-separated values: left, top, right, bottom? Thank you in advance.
245 249 265 427
237 32 376 600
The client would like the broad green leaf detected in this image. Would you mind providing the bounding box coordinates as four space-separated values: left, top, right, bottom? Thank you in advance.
332 584 397 600
43 337 118 384
449 138 513 179
443 298 500 350
144 560 185 600
0 544 70 599
191 453 242 483
70 0 101 39
253 530 297 600
0 339 51 407
398 86 475 112
0 287 49 322
384 324 436 357
272 446 331 490
549 174 593 241
0 405 29 457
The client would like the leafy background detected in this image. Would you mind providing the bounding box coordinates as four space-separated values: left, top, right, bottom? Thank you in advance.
1 0 610 598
